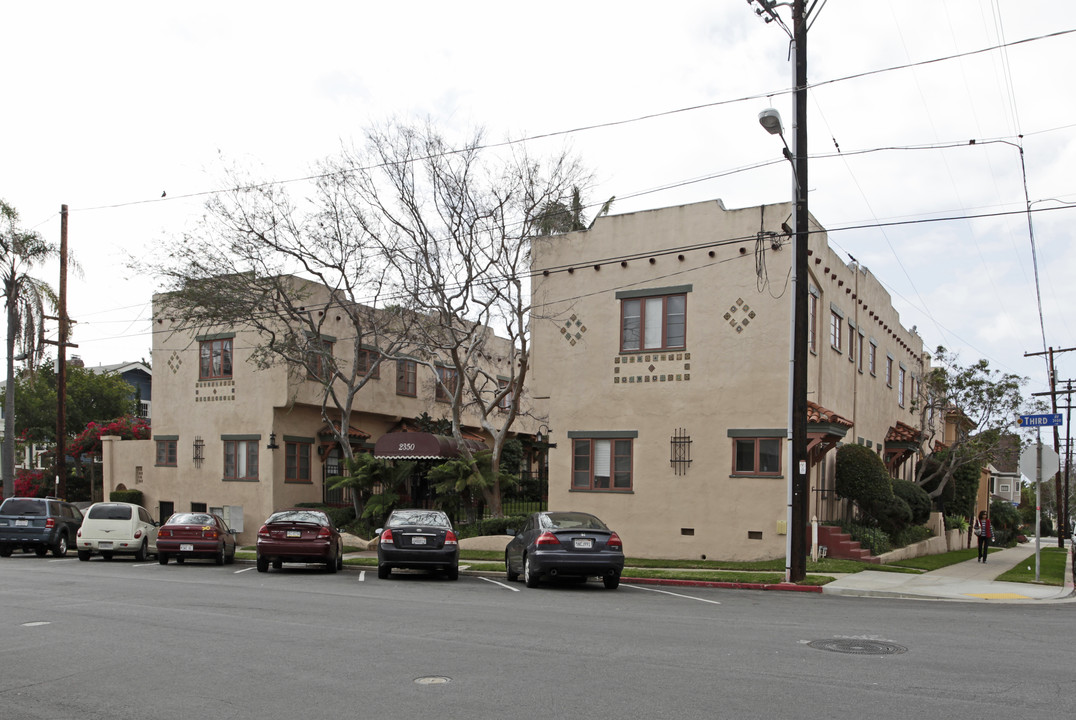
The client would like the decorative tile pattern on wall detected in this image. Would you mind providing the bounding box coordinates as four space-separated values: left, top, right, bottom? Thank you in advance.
167 350 183 374
560 314 588 346
724 297 757 334
613 352 691 385
195 380 236 403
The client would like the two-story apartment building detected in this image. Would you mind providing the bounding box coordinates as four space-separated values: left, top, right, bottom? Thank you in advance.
100 278 533 541
530 199 928 561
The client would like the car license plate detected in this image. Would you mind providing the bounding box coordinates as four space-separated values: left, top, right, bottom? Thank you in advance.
180 544 194 552
574 538 593 549
99 541 113 550
286 530 301 538
15 519 28 527
411 536 427 545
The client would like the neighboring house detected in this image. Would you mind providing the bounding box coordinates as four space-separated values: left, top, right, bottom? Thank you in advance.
86 360 152 419
530 199 928 561
984 433 1023 508
100 278 536 542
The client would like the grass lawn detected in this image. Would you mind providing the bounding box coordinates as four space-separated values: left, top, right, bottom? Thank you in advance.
995 547 1069 586
889 547 980 572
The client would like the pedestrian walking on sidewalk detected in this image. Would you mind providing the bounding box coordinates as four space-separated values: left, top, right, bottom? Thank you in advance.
974 511 993 562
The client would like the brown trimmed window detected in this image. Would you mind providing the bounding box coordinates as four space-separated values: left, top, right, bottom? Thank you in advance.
869 341 877 376
306 339 334 381
155 440 177 467
285 442 311 483
808 292 817 353
396 359 417 397
572 438 633 491
886 356 894 387
223 440 258 480
848 325 856 363
620 294 686 352
497 378 513 411
357 348 380 379
898 366 906 408
199 338 233 380
829 312 842 352
435 366 458 403
732 437 782 476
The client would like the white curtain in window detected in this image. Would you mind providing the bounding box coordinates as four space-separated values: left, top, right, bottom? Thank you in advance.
593 439 611 481
644 298 663 349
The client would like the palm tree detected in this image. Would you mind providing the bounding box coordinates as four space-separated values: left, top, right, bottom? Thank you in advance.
1 200 57 498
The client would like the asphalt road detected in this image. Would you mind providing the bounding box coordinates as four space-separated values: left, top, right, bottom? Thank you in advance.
1 554 1072 720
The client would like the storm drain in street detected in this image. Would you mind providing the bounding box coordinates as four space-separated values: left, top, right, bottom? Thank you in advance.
414 676 451 685
807 639 908 655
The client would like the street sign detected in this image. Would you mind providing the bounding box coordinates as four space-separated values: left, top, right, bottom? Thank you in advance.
1019 443 1060 480
1017 413 1063 427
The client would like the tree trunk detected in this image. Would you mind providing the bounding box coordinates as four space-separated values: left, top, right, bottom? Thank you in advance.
3 300 17 498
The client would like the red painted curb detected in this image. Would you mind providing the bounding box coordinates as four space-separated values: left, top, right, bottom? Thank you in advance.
621 576 824 592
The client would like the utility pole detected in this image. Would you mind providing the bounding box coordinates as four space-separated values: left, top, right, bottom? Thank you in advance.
751 0 810 582
43 205 76 499
1026 345 1075 547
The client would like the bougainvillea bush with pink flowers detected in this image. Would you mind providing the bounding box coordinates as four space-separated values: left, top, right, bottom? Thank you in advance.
69 416 151 457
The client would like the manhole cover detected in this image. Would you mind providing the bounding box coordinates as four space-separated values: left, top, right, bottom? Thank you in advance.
414 676 451 685
808 639 907 655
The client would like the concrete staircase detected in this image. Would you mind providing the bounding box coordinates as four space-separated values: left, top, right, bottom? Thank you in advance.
816 525 880 563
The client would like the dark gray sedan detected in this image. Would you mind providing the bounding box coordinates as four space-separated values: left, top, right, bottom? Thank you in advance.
376 509 459 580
505 511 624 589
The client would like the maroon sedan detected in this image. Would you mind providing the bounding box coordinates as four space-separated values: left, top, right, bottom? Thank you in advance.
256 509 343 573
157 512 237 566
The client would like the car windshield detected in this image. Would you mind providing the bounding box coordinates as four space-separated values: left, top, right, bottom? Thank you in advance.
387 510 450 528
0 499 47 515
88 504 133 521
267 510 327 526
541 512 608 531
168 513 214 525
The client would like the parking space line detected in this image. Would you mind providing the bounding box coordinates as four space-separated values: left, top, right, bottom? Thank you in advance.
358 571 366 582
233 566 257 574
480 577 520 592
132 563 158 568
622 584 721 605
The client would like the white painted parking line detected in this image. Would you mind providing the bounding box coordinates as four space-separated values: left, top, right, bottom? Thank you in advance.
233 566 257 574
358 571 366 582
480 577 520 592
132 563 158 568
622 584 721 605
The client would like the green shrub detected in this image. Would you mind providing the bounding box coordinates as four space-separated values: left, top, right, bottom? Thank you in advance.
892 478 932 525
949 461 981 518
455 515 529 539
989 499 1021 547
295 503 355 530
109 489 144 505
874 494 913 535
835 444 893 509
890 524 933 548
839 522 892 556
1040 516 1054 537
944 514 969 532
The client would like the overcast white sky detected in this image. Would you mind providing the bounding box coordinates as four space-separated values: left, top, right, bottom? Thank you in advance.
4 0 1075 403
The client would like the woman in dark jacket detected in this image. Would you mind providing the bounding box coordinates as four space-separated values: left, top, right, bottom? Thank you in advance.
974 510 993 562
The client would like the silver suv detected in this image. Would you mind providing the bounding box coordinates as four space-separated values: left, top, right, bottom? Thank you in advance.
0 497 84 558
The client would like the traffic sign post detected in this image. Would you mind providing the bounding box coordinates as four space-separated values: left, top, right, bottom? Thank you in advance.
1019 434 1061 582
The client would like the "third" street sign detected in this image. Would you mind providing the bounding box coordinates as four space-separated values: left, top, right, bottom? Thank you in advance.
1018 413 1063 427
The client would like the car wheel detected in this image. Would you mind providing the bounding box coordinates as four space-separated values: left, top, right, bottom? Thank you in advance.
377 563 391 579
505 551 519 582
102 551 113 561
524 555 540 588
326 551 338 574
446 565 459 581
226 546 236 565
603 574 620 590
158 553 169 565
215 547 225 566
134 541 147 562
256 555 269 572
77 549 91 561
35 546 48 557
336 552 344 571
52 534 69 558
0 547 12 558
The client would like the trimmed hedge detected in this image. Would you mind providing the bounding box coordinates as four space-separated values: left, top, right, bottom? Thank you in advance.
892 478 932 526
109 489 144 505
295 503 356 530
456 515 529 540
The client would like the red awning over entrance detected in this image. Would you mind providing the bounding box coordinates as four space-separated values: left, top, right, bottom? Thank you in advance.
373 432 488 460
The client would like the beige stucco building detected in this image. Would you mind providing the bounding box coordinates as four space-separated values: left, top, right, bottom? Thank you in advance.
101 280 531 543
530 199 928 561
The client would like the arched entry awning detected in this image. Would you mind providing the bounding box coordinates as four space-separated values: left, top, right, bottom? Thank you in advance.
806 401 853 464
374 432 488 460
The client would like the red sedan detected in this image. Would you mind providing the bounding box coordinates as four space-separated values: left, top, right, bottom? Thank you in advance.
256 509 343 573
157 512 237 566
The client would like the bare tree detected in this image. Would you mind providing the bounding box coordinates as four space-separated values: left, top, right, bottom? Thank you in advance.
331 121 589 516
1 200 58 498
911 346 1036 500
146 168 416 476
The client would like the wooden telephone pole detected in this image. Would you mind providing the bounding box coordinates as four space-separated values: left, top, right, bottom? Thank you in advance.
43 205 76 499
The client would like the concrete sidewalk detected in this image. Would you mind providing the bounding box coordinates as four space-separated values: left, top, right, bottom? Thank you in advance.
823 539 1075 603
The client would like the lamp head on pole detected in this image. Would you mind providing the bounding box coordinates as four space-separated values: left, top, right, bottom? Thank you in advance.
758 108 784 136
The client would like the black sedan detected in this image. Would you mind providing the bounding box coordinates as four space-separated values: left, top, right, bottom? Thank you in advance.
505 511 624 589
376 509 459 580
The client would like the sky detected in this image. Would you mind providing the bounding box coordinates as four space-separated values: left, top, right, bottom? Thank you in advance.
4 0 1075 407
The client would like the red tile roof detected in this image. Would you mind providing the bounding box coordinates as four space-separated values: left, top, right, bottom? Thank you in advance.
807 401 853 427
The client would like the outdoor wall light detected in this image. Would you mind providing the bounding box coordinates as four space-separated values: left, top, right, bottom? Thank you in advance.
267 432 280 450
